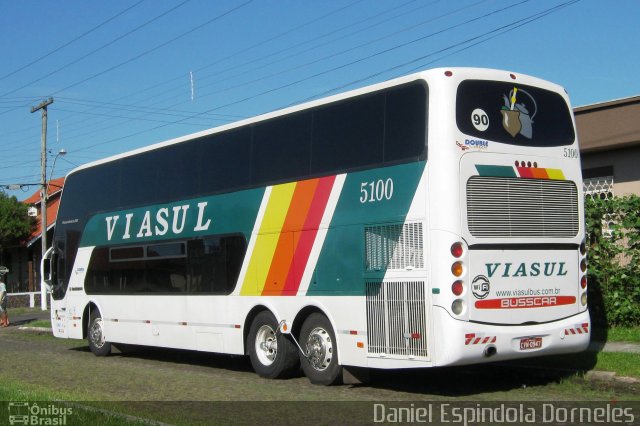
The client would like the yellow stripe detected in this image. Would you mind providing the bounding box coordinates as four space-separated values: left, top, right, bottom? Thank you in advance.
546 168 565 180
240 182 297 295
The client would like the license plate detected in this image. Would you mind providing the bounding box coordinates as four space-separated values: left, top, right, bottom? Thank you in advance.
519 337 542 350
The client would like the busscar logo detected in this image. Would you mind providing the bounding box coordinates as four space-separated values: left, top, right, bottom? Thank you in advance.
7 402 73 425
472 275 490 299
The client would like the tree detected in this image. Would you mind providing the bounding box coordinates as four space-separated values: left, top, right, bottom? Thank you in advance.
0 190 35 251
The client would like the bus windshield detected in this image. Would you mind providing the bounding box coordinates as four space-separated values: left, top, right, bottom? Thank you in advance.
456 80 575 147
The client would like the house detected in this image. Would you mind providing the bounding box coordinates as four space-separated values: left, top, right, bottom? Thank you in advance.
3 177 64 294
575 95 640 199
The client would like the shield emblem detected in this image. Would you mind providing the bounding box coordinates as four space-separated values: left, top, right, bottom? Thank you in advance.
501 110 521 137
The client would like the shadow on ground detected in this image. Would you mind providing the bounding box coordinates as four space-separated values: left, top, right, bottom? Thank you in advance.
67 340 603 398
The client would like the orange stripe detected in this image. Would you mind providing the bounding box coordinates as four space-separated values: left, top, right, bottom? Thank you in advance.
261 179 319 295
530 168 549 179
282 175 336 295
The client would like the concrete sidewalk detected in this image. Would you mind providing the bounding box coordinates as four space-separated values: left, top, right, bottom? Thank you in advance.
591 341 640 354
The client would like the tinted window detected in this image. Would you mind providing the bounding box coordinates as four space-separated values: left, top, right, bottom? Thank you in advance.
85 235 246 295
312 92 385 174
384 83 427 162
200 128 251 194
456 80 575 146
110 246 144 261
252 112 311 184
56 81 427 299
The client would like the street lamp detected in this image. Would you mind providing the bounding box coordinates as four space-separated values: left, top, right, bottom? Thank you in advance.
39 148 66 310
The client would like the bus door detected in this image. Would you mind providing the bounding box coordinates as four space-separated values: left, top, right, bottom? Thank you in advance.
43 246 68 338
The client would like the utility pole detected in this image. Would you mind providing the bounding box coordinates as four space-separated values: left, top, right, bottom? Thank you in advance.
31 97 53 310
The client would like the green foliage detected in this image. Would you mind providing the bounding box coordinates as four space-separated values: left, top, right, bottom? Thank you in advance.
585 195 640 327
0 190 35 249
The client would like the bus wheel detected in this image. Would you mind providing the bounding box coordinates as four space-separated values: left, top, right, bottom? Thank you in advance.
88 310 111 357
299 313 342 385
248 311 298 379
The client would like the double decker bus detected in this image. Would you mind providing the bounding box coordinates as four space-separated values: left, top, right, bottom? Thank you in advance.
45 68 589 385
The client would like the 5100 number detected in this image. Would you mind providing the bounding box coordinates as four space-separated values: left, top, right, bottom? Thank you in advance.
360 178 394 203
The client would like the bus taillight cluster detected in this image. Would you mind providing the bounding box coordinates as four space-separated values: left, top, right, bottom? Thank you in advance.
451 242 466 315
580 239 587 306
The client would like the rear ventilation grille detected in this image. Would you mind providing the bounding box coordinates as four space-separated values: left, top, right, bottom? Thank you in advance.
467 176 579 238
366 281 427 358
365 223 423 271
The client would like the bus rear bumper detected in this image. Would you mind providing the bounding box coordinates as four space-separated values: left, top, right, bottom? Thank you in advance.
432 306 591 367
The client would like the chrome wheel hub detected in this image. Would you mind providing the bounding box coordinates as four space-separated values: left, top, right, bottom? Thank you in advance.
89 318 106 349
306 327 333 371
255 325 277 366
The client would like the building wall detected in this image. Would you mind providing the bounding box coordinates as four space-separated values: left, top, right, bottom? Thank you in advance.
581 145 640 196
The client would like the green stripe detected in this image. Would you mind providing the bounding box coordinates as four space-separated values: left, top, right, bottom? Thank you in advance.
308 161 426 296
475 164 517 177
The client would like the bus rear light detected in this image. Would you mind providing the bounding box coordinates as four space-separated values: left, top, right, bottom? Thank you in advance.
452 299 464 315
581 292 588 306
580 276 587 289
580 259 587 272
580 240 586 255
452 280 464 296
451 242 464 258
451 261 464 277
510 73 517 80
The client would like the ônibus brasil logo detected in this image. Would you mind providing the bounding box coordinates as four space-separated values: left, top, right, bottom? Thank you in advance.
8 402 73 425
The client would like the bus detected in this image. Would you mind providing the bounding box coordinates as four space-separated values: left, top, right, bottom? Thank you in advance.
44 68 590 385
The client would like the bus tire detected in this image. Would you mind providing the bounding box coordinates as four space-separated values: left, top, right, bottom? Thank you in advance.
299 313 342 385
88 309 111 357
248 311 299 379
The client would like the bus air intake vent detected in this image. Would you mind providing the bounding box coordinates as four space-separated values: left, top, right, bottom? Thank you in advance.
365 223 423 271
466 176 579 238
366 281 427 358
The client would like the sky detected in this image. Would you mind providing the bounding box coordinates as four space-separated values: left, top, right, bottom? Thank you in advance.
0 0 638 201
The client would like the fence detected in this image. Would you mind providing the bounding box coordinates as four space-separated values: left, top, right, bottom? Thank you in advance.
6 292 41 309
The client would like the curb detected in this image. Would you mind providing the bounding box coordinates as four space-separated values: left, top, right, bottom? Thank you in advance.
585 370 640 386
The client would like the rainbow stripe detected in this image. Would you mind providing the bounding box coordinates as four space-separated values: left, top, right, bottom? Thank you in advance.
476 165 565 180
239 175 338 296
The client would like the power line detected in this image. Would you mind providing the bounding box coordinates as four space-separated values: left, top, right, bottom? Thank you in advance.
0 1 583 175
296 0 582 103
0 0 147 82
49 0 255 97
0 0 374 149
0 0 193 99
68 1 571 156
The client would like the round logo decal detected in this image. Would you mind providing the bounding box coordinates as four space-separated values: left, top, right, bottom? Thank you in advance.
472 275 490 299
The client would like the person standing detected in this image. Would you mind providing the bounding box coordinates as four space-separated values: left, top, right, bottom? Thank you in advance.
0 275 8 327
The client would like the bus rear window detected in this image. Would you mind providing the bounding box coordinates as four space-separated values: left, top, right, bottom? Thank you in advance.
456 80 575 147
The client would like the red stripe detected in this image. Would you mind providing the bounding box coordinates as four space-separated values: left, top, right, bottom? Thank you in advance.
465 334 475 345
516 167 535 178
475 296 576 309
281 175 336 295
261 179 319 296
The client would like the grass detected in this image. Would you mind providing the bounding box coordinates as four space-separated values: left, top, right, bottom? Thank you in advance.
9 307 49 316
594 352 640 378
26 319 51 328
0 381 151 425
607 327 640 343
521 348 640 379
